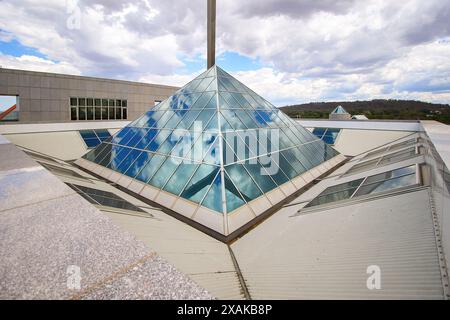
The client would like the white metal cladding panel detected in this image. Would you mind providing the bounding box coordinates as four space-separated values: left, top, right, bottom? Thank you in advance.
232 189 444 299
102 208 244 300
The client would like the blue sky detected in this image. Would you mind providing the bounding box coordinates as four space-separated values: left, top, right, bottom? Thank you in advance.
0 0 449 106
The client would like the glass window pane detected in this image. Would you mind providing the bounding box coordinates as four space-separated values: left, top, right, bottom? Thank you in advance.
124 151 152 178
116 149 141 174
135 154 165 183
70 97 78 106
363 165 416 185
200 171 224 213
122 108 127 119
225 164 262 201
101 106 108 120
136 128 158 149
115 107 122 120
149 157 179 189
223 171 246 212
94 107 101 120
78 107 86 120
102 99 108 106
87 98 93 106
86 107 94 120
71 107 77 120
94 98 101 107
181 165 219 203
109 99 115 107
107 146 132 170
109 107 115 119
80 130 96 139
242 162 277 193
354 173 417 197
163 162 199 196
78 98 86 106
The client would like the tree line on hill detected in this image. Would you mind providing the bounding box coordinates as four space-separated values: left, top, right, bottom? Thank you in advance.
280 99 450 124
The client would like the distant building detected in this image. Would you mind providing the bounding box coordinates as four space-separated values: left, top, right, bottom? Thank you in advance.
352 114 369 120
329 105 351 120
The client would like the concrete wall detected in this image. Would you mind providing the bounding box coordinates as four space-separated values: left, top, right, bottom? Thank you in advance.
0 68 179 123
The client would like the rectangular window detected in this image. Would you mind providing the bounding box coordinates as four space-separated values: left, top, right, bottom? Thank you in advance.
79 107 86 120
154 100 162 106
305 165 418 208
94 107 101 120
71 98 129 121
86 107 94 120
109 106 115 120
71 107 77 120
116 107 122 119
101 106 108 120
66 183 145 212
0 95 19 122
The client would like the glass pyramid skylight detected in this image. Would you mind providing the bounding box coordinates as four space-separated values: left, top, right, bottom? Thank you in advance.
77 65 342 238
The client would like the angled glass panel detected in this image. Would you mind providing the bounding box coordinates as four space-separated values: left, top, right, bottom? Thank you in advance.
80 130 96 139
91 143 112 164
201 171 224 213
189 110 215 131
83 138 101 148
133 110 165 128
181 78 202 93
135 154 166 183
220 91 240 108
221 109 247 130
115 149 141 175
125 128 149 148
169 93 200 110
120 127 141 146
362 165 416 185
320 179 364 196
95 129 112 140
223 171 246 212
107 146 133 170
201 134 221 165
164 111 183 129
146 130 170 152
218 112 233 131
195 77 214 92
205 79 216 92
190 91 215 110
306 189 358 208
156 130 180 155
354 172 417 196
149 156 179 189
83 142 108 161
178 110 201 130
111 127 132 144
124 151 152 178
242 162 278 193
163 162 199 196
225 164 263 202
135 128 158 149
181 165 220 204
204 66 216 78
281 149 307 175
257 154 290 186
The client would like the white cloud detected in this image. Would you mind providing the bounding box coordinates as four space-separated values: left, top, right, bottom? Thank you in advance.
0 0 449 105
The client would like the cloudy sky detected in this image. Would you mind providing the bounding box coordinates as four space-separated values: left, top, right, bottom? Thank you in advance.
0 0 449 106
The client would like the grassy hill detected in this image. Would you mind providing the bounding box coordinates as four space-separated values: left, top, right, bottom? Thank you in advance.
280 99 450 124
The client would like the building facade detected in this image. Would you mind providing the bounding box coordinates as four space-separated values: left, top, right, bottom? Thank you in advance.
0 68 179 123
